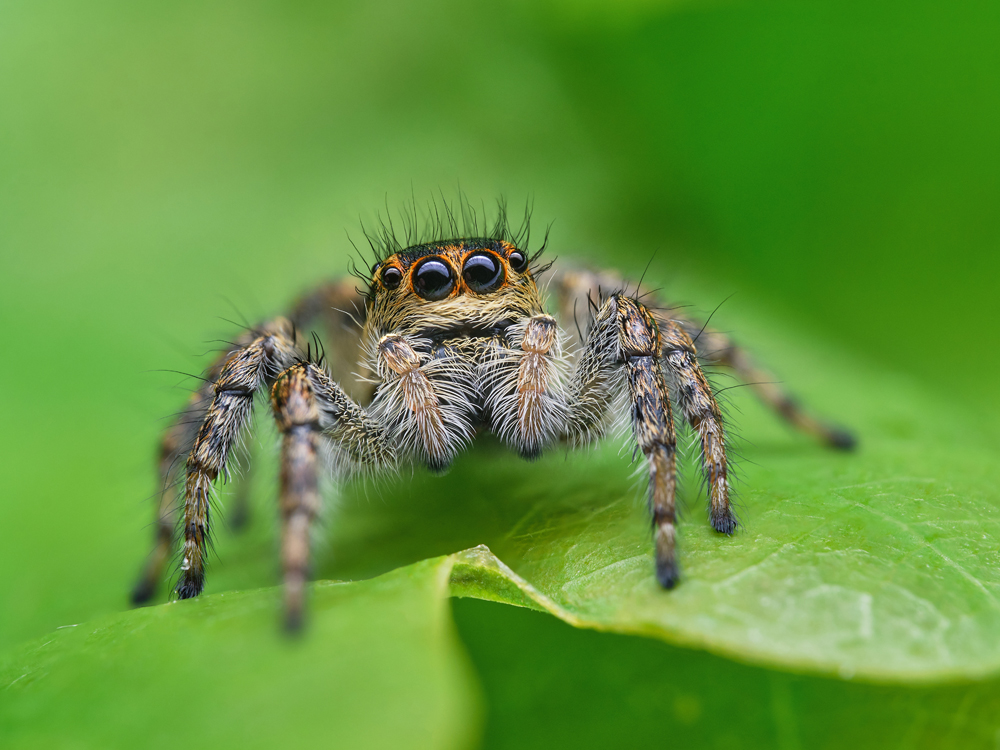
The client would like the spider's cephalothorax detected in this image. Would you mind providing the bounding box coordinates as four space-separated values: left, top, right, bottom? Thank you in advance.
131 220 855 630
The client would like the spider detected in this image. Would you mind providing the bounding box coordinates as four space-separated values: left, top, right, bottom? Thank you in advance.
131 205 854 630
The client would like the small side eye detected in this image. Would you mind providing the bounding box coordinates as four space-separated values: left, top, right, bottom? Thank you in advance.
382 266 402 290
413 257 455 300
508 250 528 273
462 253 504 294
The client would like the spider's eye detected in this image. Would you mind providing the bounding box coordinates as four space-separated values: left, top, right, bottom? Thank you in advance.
381 266 402 290
508 250 528 273
412 257 454 301
462 253 504 294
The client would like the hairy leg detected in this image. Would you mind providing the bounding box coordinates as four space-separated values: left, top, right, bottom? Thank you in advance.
659 319 736 534
132 279 369 604
130 388 209 604
548 263 855 449
271 360 396 628
272 364 322 631
176 320 301 599
131 339 246 604
671 320 855 450
564 293 681 588
178 324 398 606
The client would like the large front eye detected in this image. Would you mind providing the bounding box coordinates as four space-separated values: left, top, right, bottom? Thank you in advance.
462 252 504 294
412 257 455 300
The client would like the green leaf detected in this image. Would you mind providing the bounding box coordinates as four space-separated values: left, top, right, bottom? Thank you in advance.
456 598 1000 750
0 557 480 750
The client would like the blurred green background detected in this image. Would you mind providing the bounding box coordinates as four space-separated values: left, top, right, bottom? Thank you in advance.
2 0 999 747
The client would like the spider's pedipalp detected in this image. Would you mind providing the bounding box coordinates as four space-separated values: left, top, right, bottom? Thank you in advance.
371 334 476 473
484 314 570 459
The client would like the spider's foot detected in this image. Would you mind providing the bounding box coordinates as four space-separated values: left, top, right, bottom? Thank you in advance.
825 425 858 452
175 577 204 600
284 608 305 635
284 608 304 634
654 522 680 588
228 499 252 532
711 507 739 536
130 576 156 606
656 555 680 589
283 579 306 634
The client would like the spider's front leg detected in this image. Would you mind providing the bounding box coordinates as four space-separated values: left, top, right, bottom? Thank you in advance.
132 278 368 605
271 366 321 632
269 361 394 631
565 294 685 587
175 320 301 600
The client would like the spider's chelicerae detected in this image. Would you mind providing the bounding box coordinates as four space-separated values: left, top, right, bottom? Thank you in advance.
132 206 854 629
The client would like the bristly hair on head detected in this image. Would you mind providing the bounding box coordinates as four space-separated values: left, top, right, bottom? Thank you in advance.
346 192 552 293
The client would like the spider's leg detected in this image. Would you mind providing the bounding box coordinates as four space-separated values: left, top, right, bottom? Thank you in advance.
547 263 855 450
130 388 209 604
660 320 736 535
230 278 370 528
289 278 374 403
131 333 253 605
272 364 323 632
174 319 301 600
564 293 682 588
672 320 856 450
271 360 395 630
131 279 368 605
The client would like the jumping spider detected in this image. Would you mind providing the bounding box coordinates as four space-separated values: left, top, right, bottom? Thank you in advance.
132 208 854 629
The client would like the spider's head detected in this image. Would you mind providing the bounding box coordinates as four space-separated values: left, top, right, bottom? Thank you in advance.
365 238 543 336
